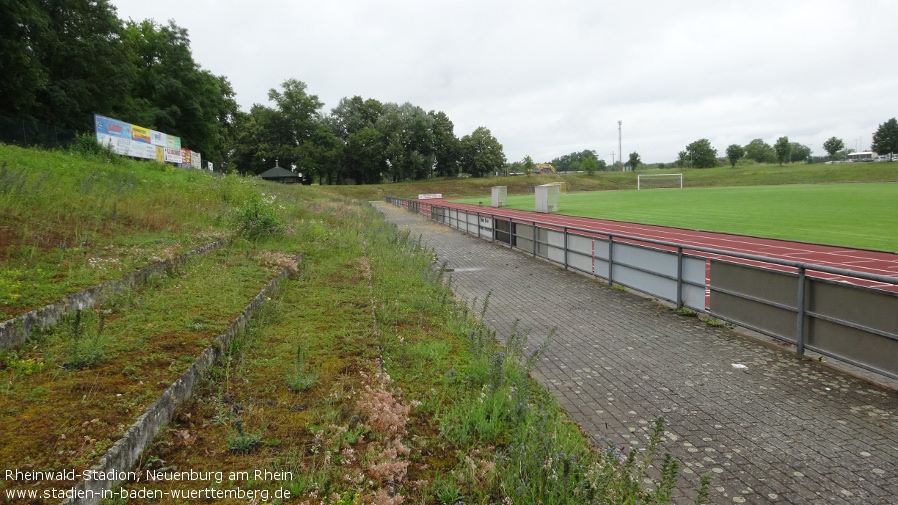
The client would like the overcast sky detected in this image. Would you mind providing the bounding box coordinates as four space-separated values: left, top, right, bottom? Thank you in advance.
110 0 898 164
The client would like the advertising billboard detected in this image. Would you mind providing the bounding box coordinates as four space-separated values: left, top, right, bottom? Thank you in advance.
94 114 199 166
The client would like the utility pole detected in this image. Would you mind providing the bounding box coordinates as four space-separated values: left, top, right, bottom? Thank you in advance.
611 151 615 167
618 120 623 171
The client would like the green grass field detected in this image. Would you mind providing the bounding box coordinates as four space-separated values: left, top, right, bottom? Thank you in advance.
457 183 898 252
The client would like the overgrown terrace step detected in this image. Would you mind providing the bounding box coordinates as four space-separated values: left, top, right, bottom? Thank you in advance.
0 246 295 501
115 256 383 502
0 240 224 347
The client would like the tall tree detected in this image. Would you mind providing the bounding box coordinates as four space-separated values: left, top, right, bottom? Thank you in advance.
685 139 718 168
551 149 598 172
0 0 47 119
460 127 506 177
872 118 898 160
522 155 535 174
627 152 641 171
326 95 383 139
299 123 343 184
676 150 689 168
375 103 434 181
789 142 811 163
726 144 745 168
581 156 599 176
822 137 844 162
122 19 237 162
744 139 775 164
29 0 134 130
344 126 386 184
429 110 460 177
267 78 324 145
774 136 791 165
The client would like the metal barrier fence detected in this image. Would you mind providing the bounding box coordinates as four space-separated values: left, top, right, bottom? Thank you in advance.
383 197 898 381
0 115 80 149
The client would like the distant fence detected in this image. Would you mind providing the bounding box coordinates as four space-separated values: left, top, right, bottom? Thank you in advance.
384 196 898 381
0 115 81 149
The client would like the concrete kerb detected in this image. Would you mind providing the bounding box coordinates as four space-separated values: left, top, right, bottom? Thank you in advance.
61 254 301 505
0 240 226 349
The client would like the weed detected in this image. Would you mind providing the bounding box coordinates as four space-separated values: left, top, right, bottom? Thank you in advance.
676 307 698 317
701 316 731 328
235 194 282 239
286 342 319 392
433 475 464 504
64 309 108 369
227 418 262 454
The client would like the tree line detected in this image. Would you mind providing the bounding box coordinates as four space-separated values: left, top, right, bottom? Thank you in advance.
678 118 898 169
1 0 237 165
0 0 507 182
229 82 506 183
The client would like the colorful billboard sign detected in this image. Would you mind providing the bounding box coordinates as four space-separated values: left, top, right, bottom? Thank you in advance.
163 148 184 164
150 130 167 147
94 114 198 167
132 125 151 144
95 115 131 139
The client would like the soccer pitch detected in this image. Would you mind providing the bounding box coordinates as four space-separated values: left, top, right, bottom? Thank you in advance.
456 183 898 252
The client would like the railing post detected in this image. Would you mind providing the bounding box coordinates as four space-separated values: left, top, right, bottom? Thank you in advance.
608 235 614 286
676 246 684 309
796 266 806 356
563 227 569 270
532 221 537 257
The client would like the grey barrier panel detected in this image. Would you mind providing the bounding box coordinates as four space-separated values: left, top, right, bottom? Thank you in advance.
567 234 594 273
470 213 479 236
447 209 458 229
609 242 679 302
547 229 566 263
477 215 493 239
536 228 549 258
494 219 513 245
515 223 535 253
592 239 611 279
710 261 798 342
682 256 708 311
805 278 898 377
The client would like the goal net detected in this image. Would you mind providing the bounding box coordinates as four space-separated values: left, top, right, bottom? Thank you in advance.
637 173 683 190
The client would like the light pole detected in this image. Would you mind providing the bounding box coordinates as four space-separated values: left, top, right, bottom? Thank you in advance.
618 120 623 171
856 138 861 153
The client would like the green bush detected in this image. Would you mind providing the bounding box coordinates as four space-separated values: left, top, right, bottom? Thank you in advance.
234 194 282 239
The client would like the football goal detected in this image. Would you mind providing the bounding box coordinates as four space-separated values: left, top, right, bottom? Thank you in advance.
637 173 683 190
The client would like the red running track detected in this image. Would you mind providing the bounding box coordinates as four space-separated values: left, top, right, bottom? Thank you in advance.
414 199 898 292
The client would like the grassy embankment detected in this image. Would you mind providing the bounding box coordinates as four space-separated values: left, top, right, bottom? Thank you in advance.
321 161 898 202
0 144 710 504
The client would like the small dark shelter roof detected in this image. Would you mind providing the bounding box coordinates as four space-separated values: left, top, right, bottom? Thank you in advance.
259 162 301 183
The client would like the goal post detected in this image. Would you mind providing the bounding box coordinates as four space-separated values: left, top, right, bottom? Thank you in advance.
637 173 683 190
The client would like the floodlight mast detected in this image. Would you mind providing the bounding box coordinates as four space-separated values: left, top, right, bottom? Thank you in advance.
618 120 623 172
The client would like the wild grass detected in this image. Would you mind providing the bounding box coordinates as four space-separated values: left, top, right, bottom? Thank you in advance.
0 143 265 318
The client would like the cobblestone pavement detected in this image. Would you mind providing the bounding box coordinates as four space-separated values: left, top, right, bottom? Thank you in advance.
374 202 898 505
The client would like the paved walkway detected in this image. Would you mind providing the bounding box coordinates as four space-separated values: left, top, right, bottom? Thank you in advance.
374 202 898 505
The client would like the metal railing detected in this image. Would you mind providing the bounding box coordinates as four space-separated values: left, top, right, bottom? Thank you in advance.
384 197 898 380
0 115 80 149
